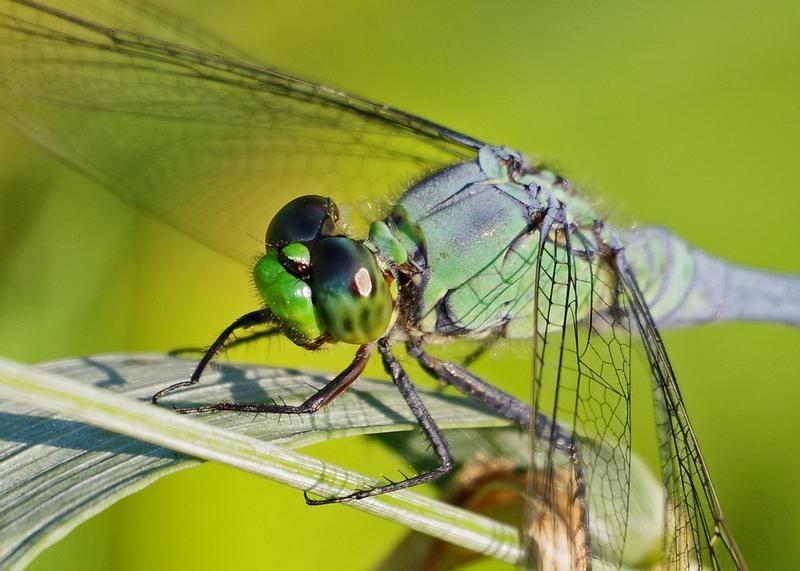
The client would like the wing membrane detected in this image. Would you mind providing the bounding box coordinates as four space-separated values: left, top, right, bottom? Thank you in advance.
527 216 632 569
0 0 482 262
616 255 745 569
525 215 745 569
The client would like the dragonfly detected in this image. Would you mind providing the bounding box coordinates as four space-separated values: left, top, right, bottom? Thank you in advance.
2 1 798 568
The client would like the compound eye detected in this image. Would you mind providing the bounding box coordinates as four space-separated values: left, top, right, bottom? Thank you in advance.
310 237 393 344
265 195 339 247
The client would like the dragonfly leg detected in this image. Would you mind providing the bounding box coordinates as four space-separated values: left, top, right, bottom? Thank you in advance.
168 326 283 357
168 344 372 415
151 309 272 405
407 341 583 461
406 341 531 426
304 340 454 505
407 341 592 550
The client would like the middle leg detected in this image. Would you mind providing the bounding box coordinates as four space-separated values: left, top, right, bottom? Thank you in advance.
407 340 531 427
407 341 577 453
408 341 593 556
304 340 454 505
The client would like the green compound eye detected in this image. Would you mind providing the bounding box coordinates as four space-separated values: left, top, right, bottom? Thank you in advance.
310 237 394 344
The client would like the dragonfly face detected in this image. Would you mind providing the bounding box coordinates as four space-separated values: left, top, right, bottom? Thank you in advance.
254 195 396 346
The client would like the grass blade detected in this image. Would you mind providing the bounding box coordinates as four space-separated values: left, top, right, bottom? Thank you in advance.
0 354 520 569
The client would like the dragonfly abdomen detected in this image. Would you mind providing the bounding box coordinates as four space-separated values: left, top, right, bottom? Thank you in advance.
622 226 800 328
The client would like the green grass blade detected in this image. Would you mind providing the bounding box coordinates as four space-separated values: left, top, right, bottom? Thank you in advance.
0 354 520 569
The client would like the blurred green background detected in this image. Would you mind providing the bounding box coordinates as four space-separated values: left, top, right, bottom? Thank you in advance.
1 0 798 568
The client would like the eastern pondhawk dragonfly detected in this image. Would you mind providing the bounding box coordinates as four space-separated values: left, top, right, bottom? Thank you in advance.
2 1 799 569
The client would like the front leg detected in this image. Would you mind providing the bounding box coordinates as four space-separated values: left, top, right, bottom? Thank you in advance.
151 309 272 405
305 340 454 505
168 326 283 357
171 344 372 415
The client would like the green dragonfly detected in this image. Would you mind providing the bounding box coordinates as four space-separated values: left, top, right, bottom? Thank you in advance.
2 1 798 568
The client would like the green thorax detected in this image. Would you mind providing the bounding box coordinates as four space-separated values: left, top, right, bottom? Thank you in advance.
372 146 612 339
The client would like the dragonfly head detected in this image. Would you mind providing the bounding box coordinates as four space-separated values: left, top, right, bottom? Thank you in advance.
253 195 396 347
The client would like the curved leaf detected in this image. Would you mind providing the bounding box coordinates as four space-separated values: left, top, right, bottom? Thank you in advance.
0 354 520 569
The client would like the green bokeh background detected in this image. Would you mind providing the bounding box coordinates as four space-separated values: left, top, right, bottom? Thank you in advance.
1 0 798 568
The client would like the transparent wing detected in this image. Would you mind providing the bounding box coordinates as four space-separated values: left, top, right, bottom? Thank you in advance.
524 216 745 569
616 255 745 569
525 219 632 569
0 0 483 262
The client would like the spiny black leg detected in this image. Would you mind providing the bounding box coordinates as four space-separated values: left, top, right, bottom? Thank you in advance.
151 309 272 405
168 326 283 357
304 340 454 505
409 345 591 548
407 341 579 458
407 341 531 426
172 344 372 415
